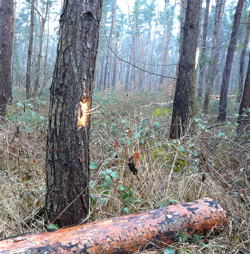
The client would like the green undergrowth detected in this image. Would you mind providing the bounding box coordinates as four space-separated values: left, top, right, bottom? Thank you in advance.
0 92 249 253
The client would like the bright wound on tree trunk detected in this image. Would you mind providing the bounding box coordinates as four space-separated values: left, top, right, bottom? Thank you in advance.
77 98 89 129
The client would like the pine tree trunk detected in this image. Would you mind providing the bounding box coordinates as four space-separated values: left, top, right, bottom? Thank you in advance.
236 13 250 102
46 0 102 227
33 0 50 97
197 0 210 98
203 0 225 114
237 54 250 135
0 0 14 116
218 0 245 121
169 0 202 139
26 0 35 99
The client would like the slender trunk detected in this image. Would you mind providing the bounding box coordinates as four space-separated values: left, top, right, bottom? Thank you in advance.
125 50 133 93
25 0 35 99
111 37 118 91
160 2 175 85
236 13 250 102
46 0 102 227
98 54 105 91
218 0 245 121
103 0 116 91
197 0 210 98
33 0 50 97
0 0 14 116
169 0 202 139
237 54 250 135
203 0 225 113
39 16 50 96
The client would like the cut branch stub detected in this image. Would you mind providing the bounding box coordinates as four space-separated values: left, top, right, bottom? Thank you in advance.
0 198 228 254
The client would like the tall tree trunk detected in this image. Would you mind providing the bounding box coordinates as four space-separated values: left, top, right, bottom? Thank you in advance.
103 0 116 91
33 0 50 97
197 0 210 98
237 54 250 135
178 0 187 61
26 0 35 99
203 0 225 113
39 18 50 97
169 0 202 139
236 12 250 102
0 0 14 116
111 36 118 91
46 0 102 227
97 54 105 91
160 2 175 86
218 0 245 121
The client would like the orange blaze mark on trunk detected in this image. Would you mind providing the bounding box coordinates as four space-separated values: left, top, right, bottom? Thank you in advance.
77 99 89 129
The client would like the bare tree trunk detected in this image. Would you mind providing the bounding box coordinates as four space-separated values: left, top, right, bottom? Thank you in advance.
197 0 210 98
26 0 35 99
97 54 105 91
169 0 202 139
237 54 250 135
203 0 225 113
103 0 116 91
46 0 103 227
160 2 175 86
111 36 118 91
39 18 50 97
125 50 133 93
236 13 250 102
33 0 50 97
0 0 14 116
218 0 245 121
178 0 187 61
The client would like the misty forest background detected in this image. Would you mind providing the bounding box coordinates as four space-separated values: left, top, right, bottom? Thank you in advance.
13 0 248 96
0 0 250 253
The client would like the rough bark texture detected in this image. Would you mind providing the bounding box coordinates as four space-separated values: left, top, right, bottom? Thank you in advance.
197 0 210 98
218 0 245 121
0 0 14 116
237 13 250 102
169 0 202 139
237 54 250 135
0 198 228 254
25 0 35 99
203 0 225 114
46 0 102 227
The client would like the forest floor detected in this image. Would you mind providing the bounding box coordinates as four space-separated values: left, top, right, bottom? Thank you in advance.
0 92 249 253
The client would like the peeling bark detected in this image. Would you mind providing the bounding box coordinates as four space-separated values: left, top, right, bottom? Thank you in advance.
0 198 228 254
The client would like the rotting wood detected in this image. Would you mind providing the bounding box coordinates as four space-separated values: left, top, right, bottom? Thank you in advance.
0 198 228 254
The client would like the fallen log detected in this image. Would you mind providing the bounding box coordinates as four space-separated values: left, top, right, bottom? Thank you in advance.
0 198 227 254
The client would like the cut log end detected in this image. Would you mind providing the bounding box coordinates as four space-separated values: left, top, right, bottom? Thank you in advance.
0 198 228 253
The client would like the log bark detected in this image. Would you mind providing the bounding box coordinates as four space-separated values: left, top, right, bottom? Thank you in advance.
0 198 228 254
